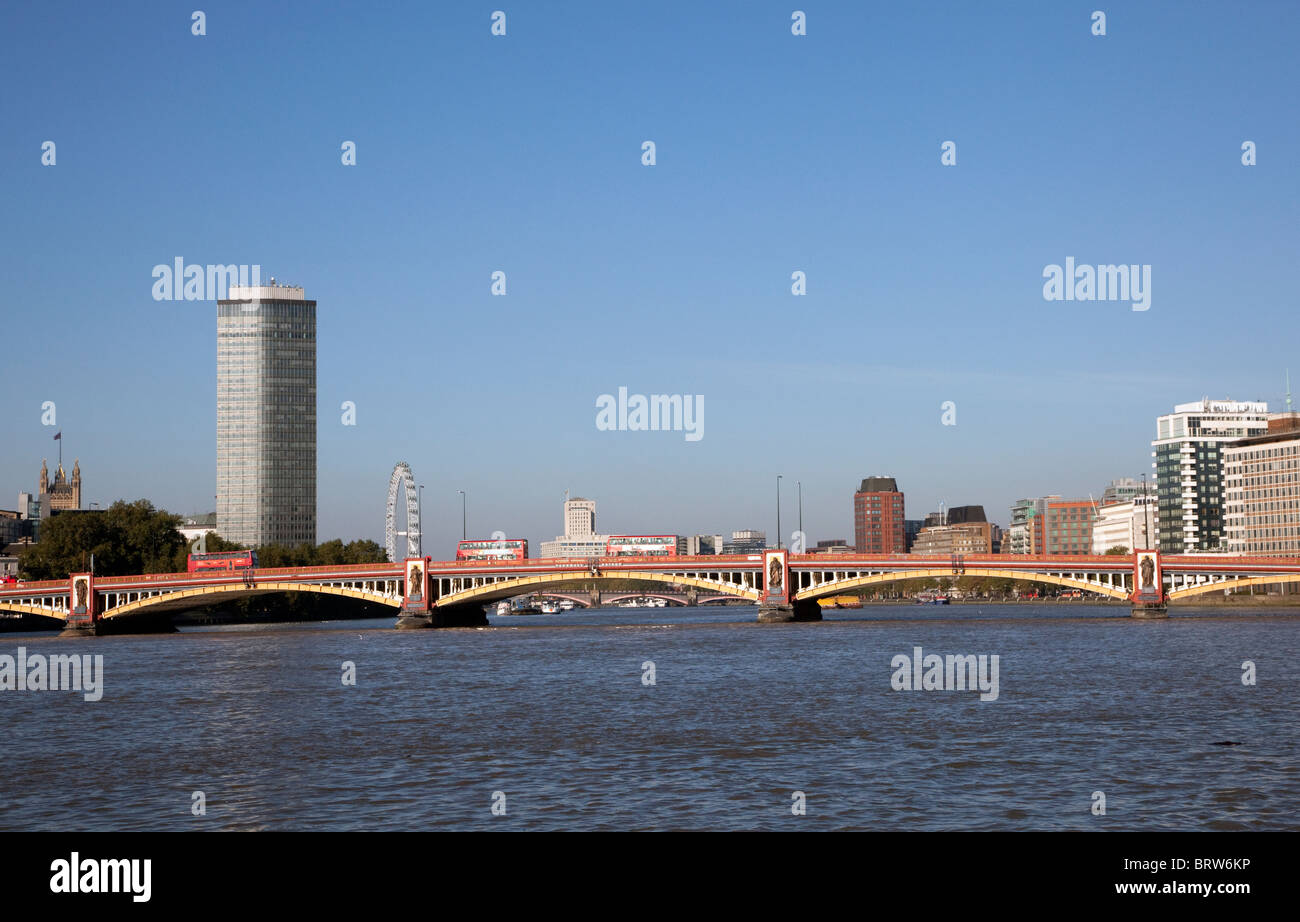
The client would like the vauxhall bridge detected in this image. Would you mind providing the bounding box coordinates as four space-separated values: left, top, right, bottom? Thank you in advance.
4 550 1300 635
7 462 1299 633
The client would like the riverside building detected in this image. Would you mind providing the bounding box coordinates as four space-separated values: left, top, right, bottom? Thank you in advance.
540 495 610 558
723 530 767 554
1006 497 1053 554
1152 399 1269 552
911 506 992 555
1223 411 1300 555
1091 495 1157 554
853 477 906 554
216 281 317 547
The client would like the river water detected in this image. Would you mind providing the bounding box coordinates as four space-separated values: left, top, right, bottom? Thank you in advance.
1 604 1296 830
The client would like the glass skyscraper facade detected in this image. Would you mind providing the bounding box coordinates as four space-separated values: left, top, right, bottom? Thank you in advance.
216 282 317 547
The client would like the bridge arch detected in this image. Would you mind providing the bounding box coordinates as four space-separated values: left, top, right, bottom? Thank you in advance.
100 582 401 620
1167 573 1300 601
600 592 689 606
533 592 594 608
0 601 68 620
792 568 1129 602
438 571 759 607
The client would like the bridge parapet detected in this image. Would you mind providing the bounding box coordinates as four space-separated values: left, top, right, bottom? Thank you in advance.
7 551 1300 631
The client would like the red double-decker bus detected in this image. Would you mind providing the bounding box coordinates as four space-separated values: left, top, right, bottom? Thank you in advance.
456 538 528 561
606 535 678 557
188 550 258 573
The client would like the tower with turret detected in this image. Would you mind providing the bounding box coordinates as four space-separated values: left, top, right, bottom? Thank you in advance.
40 457 82 511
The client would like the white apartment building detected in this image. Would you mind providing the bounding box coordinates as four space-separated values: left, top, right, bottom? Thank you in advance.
1151 399 1269 552
1090 495 1157 554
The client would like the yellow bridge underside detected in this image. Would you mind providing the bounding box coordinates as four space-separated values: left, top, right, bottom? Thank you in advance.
793 568 1131 602
1166 572 1300 600
7 569 1300 622
99 582 396 620
437 571 761 606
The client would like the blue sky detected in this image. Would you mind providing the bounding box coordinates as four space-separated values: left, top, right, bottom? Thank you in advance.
2 1 1297 554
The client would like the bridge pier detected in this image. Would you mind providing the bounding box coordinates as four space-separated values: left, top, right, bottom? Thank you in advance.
757 599 822 623
1130 602 1169 619
396 603 489 629
395 614 434 629
62 614 179 636
58 618 100 638
433 603 489 628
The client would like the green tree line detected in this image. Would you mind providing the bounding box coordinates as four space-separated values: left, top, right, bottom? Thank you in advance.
19 499 386 580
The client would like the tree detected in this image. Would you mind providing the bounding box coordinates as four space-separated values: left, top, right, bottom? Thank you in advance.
20 500 185 580
1104 546 1130 556
21 497 391 581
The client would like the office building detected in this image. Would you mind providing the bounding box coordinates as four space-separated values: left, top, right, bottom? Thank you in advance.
0 510 23 547
1006 497 1099 554
723 530 767 554
1152 399 1269 552
1005 497 1052 554
853 477 906 554
1041 499 1098 555
216 281 317 547
944 505 986 525
910 521 993 555
1101 477 1143 505
811 539 853 555
564 496 597 539
1224 411 1300 555
684 534 723 555
541 494 609 557
1091 495 1157 554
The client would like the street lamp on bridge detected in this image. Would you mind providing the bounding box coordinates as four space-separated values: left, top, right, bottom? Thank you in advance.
458 490 466 540
1141 473 1152 549
776 475 783 550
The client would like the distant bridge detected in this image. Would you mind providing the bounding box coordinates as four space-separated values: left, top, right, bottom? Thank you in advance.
535 591 742 608
3 551 1299 633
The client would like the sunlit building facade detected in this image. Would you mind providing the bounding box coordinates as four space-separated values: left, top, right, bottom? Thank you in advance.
1152 399 1268 552
1223 413 1300 555
216 281 317 547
